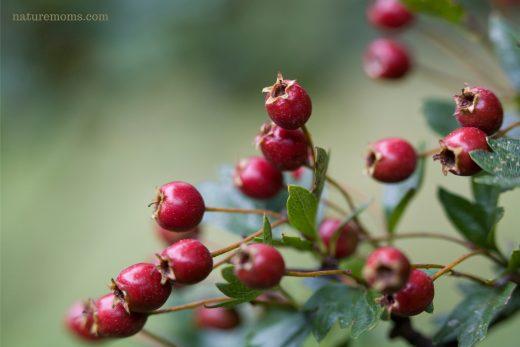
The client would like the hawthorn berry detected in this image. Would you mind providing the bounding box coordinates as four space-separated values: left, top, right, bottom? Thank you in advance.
157 239 213 285
150 181 205 232
64 299 101 342
194 305 241 330
254 122 309 171
362 246 411 294
155 224 200 246
318 218 358 259
389 269 434 317
234 244 285 289
366 0 414 30
109 263 172 313
365 137 417 183
453 84 503 135
233 156 284 200
93 293 148 338
262 72 312 130
433 127 491 176
363 38 411 80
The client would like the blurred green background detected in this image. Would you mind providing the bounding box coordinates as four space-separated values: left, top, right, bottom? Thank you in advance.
2 0 519 346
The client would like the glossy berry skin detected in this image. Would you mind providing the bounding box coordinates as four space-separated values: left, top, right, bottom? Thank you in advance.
234 244 285 289
363 246 411 294
159 239 213 285
390 269 434 317
367 0 414 30
365 137 417 183
454 84 503 136
255 122 309 171
433 127 491 176
93 293 147 338
155 224 199 246
64 299 101 342
318 218 358 259
262 72 312 130
111 263 172 313
234 156 284 200
363 39 411 79
151 181 205 232
194 306 241 330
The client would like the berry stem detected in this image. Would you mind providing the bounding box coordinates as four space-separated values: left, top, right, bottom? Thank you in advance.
205 206 285 220
492 120 520 139
140 329 182 347
430 250 486 282
285 269 366 285
412 264 489 286
149 297 234 315
210 218 288 257
418 147 441 157
212 250 239 269
301 125 316 166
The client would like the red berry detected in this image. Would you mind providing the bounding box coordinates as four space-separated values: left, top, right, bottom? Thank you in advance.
157 239 213 285
194 306 241 330
389 269 434 317
64 299 101 342
151 181 205 232
318 218 358 259
155 224 200 246
234 244 285 289
262 72 312 130
233 156 284 200
453 84 503 135
109 263 172 313
254 122 309 171
93 293 147 338
363 246 411 294
363 39 411 79
366 0 414 30
365 137 417 183
433 127 491 176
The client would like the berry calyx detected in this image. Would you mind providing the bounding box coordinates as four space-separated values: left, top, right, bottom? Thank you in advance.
262 72 312 130
234 244 285 289
157 239 213 285
364 137 417 183
318 218 358 259
363 38 411 79
194 305 241 330
433 127 491 176
64 299 101 342
254 122 309 171
453 84 503 135
366 0 414 30
362 246 411 294
388 269 435 317
233 156 284 200
109 263 172 313
150 181 205 232
92 293 148 338
155 224 200 246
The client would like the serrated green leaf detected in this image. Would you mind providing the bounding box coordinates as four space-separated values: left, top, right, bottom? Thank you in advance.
425 301 434 314
489 13 520 91
262 215 272 246
248 311 312 347
474 174 520 189
400 0 465 23
351 289 384 338
472 175 501 209
208 266 265 308
254 235 314 252
287 185 318 239
433 282 516 347
421 98 460 137
311 147 330 202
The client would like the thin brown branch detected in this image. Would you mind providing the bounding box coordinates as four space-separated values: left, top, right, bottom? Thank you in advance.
213 250 239 269
301 124 316 165
493 120 520 139
149 297 233 315
412 264 489 285
362 232 472 248
285 269 366 285
430 250 485 281
205 206 285 220
140 329 182 347
418 147 441 158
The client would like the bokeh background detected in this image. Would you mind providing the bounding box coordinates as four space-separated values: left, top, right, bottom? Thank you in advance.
2 0 520 346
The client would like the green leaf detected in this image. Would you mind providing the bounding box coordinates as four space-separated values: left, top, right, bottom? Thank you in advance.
489 13 520 92
425 301 434 314
433 282 516 347
421 98 460 137
338 256 366 279
207 266 265 308
383 143 426 233
474 174 520 189
311 147 330 202
287 185 318 239
262 215 272 246
351 289 385 338
472 175 500 210
330 198 373 255
254 235 314 252
501 249 520 276
248 311 312 347
400 0 465 23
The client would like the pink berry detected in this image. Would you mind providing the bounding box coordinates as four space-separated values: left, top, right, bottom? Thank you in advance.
194 306 241 330
93 293 148 338
363 246 411 294
318 218 358 259
234 244 285 289
262 72 312 130
233 156 284 200
365 137 417 183
366 0 414 30
254 122 309 171
155 224 200 246
433 127 491 176
151 181 205 232
453 84 503 135
64 299 101 342
157 239 213 285
363 38 411 79
389 269 435 317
